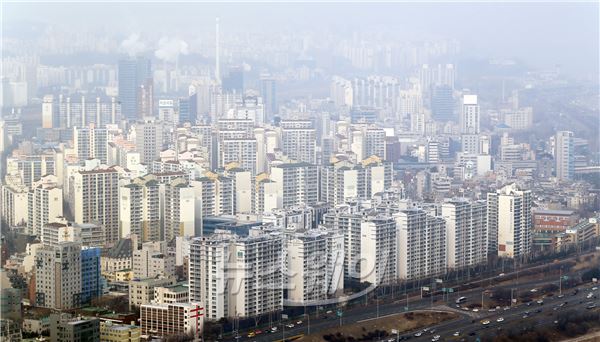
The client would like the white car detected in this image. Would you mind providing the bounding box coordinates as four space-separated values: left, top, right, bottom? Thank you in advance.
415 331 423 337
482 320 491 325
453 331 460 337
530 289 538 293
472 308 479 312
592 287 598 291
497 317 504 322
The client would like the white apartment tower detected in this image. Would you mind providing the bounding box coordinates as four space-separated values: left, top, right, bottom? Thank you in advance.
441 199 487 269
395 209 447 280
189 230 284 320
487 183 532 259
555 131 574 181
360 217 397 286
71 167 120 244
270 162 319 209
281 120 316 164
28 175 63 236
119 174 163 242
286 229 344 305
135 119 164 166
164 177 196 240
73 123 108 164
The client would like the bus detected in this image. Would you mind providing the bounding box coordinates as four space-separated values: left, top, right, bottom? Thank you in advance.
456 296 467 304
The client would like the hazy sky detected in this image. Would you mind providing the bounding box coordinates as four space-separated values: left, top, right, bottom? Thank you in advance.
4 2 599 77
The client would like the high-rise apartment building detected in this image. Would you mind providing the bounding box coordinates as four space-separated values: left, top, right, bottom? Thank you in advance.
441 199 487 269
134 119 164 166
555 131 574 181
27 175 63 236
487 183 532 258
286 229 344 305
71 167 120 244
281 120 316 164
189 230 283 320
219 138 257 175
73 123 108 164
360 217 397 285
395 208 447 280
119 174 163 242
270 162 319 209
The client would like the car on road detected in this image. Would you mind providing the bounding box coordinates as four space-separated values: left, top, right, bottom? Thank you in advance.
537 300 544 305
296 320 302 325
453 331 460 336
522 314 529 318
286 324 294 328
530 288 538 293
247 332 255 338
488 308 496 312
271 327 278 332
432 335 441 341
587 293 594 299
587 303 597 309
254 329 263 335
415 331 423 337
472 308 479 312
497 317 504 322
592 287 598 291
557 294 564 298
481 320 491 325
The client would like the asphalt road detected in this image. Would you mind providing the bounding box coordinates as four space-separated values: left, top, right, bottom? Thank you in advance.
224 254 598 342
393 284 600 342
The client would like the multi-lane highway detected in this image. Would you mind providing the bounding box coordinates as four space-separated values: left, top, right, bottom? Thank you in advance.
224 261 599 342
402 284 600 342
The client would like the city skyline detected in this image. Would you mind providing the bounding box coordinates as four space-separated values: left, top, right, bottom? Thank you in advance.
1 1 599 342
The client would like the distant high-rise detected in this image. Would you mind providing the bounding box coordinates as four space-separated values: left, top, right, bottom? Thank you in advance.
73 123 108 164
134 118 164 166
118 57 152 121
178 93 198 124
555 131 574 181
260 75 277 121
137 78 154 119
222 66 244 94
431 85 454 122
460 94 480 134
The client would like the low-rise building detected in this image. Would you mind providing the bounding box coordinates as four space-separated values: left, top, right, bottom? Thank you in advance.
49 313 100 342
100 321 141 342
128 277 176 309
140 302 203 338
